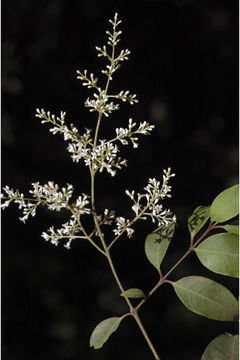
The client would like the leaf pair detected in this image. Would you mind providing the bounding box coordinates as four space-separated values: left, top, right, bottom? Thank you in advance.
188 185 239 278
188 184 239 239
90 185 239 352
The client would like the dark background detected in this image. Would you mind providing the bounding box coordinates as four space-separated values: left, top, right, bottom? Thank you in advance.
2 0 238 359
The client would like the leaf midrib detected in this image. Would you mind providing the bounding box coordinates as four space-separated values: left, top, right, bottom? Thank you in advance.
196 248 238 257
174 282 237 317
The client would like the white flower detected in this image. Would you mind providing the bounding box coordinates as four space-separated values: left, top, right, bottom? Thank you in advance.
85 92 119 117
75 194 91 214
41 216 82 248
126 228 134 238
115 118 154 148
113 217 134 238
132 204 139 215
76 70 99 89
125 168 176 227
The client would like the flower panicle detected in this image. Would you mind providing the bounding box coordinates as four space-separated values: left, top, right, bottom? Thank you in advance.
115 118 155 148
1 182 90 224
2 14 176 250
125 168 176 227
41 217 79 249
76 13 138 116
85 90 119 117
36 108 88 143
111 90 138 105
76 70 99 90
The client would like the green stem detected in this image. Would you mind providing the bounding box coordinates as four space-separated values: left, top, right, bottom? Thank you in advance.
88 20 161 359
96 222 160 359
133 312 161 360
90 158 160 359
136 221 217 312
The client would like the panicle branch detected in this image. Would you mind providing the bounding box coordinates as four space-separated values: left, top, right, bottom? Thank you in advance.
2 13 175 255
126 168 176 226
77 12 138 119
111 169 176 245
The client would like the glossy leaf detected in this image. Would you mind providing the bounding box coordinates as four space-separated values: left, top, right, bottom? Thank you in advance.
172 276 238 321
90 317 122 349
201 334 239 360
121 288 146 299
188 206 210 237
145 222 175 270
210 184 239 223
195 233 239 278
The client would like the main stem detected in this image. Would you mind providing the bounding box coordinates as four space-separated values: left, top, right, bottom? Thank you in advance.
88 34 161 359
106 257 161 360
90 136 160 359
90 170 160 359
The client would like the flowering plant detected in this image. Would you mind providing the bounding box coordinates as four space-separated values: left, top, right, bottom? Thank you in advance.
1 13 239 359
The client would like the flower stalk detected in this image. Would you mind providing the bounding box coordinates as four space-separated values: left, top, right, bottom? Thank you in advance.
1 13 176 359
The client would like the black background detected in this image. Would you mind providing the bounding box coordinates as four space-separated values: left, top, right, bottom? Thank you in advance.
2 0 238 359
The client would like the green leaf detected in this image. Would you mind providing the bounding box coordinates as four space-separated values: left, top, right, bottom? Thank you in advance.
121 288 146 299
210 184 239 223
224 220 239 235
195 233 239 278
201 334 239 360
172 276 239 321
188 206 210 237
145 222 175 270
90 317 123 349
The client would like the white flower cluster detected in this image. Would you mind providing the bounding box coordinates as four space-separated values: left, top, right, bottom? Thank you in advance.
76 70 99 90
1 182 90 223
113 217 134 238
41 216 78 249
0 186 26 210
1 182 92 248
35 108 93 146
97 208 116 226
1 13 177 252
68 140 127 176
76 13 138 118
1 185 42 223
30 181 74 210
115 118 155 148
85 91 119 117
92 140 127 176
100 13 129 80
72 194 91 214
111 90 138 105
36 110 153 176
125 168 176 227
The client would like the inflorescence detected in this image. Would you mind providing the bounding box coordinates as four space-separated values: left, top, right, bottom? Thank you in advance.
1 13 176 250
